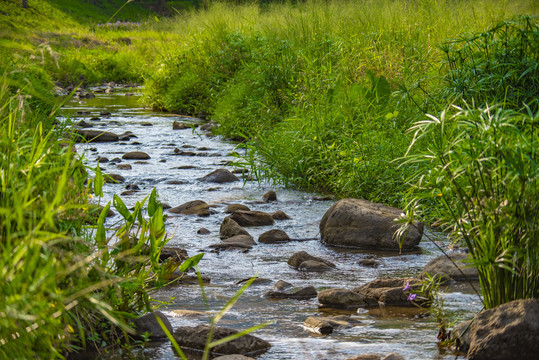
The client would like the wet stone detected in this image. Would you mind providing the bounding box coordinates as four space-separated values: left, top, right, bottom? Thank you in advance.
271 210 291 220
74 129 119 143
197 228 211 235
264 286 317 300
274 280 293 291
225 204 251 213
122 151 150 160
359 259 380 268
227 210 274 227
200 169 239 183
235 277 273 287
166 180 186 185
263 190 277 202
173 325 270 357
173 148 196 156
173 121 191 130
76 120 93 128
117 163 132 170
258 229 290 244
220 217 251 240
105 173 125 183
169 200 210 217
288 251 336 269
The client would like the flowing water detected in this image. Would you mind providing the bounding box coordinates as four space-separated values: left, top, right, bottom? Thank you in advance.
61 87 481 360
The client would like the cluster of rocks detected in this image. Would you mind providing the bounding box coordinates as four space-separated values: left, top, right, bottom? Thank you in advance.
75 102 534 359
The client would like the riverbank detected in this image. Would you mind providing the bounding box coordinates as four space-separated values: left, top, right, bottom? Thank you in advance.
142 0 538 209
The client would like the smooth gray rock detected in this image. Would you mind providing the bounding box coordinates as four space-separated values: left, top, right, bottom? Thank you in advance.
74 129 119 142
225 204 251 213
320 198 423 251
169 200 210 217
220 217 251 240
200 169 239 183
227 211 274 227
271 210 291 220
258 229 290 244
264 286 317 300
288 251 335 269
122 151 151 160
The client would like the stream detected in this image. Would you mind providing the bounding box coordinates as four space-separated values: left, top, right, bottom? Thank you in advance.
61 86 482 360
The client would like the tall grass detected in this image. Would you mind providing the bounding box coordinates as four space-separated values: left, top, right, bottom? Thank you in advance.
401 104 539 308
143 0 537 206
0 70 200 357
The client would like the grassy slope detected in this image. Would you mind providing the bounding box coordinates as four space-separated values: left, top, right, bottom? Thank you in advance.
142 0 539 207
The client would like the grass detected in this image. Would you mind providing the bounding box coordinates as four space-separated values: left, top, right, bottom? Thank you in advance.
0 75 203 356
142 0 538 207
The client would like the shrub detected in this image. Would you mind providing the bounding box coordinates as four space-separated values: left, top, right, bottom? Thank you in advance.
402 104 539 308
439 16 539 111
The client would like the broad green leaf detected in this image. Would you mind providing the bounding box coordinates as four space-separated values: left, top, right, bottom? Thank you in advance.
148 188 158 217
178 253 204 272
96 202 110 246
94 163 103 197
113 194 131 221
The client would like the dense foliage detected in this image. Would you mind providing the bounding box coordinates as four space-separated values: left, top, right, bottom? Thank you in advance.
142 0 537 207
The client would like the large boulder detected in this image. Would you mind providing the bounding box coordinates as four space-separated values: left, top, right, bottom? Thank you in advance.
319 199 423 251
169 200 210 217
74 129 119 142
421 253 479 282
227 211 274 227
453 299 539 360
173 325 270 357
131 311 173 341
200 169 239 183
220 217 251 240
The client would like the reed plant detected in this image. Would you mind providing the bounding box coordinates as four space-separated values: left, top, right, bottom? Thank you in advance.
400 104 539 308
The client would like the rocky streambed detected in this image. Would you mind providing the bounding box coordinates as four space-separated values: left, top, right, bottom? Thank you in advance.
62 85 483 360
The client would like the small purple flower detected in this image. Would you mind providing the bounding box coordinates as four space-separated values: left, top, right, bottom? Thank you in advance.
403 282 411 291
407 293 417 301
